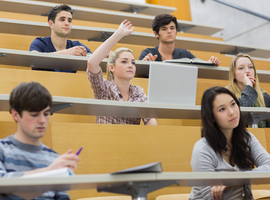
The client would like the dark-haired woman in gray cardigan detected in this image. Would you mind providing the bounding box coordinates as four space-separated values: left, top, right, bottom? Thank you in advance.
189 87 270 200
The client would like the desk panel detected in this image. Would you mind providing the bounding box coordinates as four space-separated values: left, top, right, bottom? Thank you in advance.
0 0 222 36
1 94 269 119
1 49 270 83
0 19 268 58
1 172 270 193
36 0 177 16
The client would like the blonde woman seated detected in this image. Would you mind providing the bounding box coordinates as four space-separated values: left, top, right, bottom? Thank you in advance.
227 53 270 107
190 86 270 200
87 20 157 125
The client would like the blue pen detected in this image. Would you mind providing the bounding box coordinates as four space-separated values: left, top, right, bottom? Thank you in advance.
76 146 83 155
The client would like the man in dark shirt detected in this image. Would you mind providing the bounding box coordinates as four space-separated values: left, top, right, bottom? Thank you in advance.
139 14 220 65
30 4 91 72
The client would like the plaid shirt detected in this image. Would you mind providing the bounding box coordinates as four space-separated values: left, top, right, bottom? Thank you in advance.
87 69 150 125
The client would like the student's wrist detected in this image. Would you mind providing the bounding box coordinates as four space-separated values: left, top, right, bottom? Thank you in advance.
114 30 125 39
56 49 66 54
44 166 50 171
23 167 48 176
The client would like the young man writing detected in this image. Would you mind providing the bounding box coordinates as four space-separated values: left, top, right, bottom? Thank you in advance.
139 14 221 65
0 82 80 199
30 4 91 72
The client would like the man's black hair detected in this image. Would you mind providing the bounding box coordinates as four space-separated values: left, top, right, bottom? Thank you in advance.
152 14 178 36
48 4 73 23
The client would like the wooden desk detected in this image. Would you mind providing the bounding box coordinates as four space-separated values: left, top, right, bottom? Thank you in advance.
0 0 221 36
0 47 220 78
35 0 176 16
0 93 202 119
1 48 270 83
0 94 269 124
0 48 88 72
1 172 270 199
0 19 268 58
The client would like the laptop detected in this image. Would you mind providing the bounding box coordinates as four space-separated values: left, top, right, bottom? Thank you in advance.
147 62 198 105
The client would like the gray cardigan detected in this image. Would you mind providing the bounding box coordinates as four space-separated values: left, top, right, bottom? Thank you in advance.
240 85 270 107
189 132 270 200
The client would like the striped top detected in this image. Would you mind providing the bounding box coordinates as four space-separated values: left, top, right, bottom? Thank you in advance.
0 135 70 200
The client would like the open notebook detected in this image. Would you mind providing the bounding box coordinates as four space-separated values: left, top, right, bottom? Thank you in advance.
21 167 74 178
164 57 215 65
111 162 162 174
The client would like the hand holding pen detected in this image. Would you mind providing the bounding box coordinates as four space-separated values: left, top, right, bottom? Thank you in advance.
47 148 82 171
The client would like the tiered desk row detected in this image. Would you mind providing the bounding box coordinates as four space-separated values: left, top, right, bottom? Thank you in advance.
0 0 222 36
1 48 270 82
1 0 270 199
0 17 269 58
33 0 177 16
1 94 270 124
2 171 270 200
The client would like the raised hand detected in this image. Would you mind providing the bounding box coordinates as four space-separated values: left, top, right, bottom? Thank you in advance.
243 73 256 86
88 20 134 74
116 19 134 37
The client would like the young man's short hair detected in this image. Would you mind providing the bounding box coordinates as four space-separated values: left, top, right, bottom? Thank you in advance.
9 82 52 116
48 4 73 23
152 14 179 35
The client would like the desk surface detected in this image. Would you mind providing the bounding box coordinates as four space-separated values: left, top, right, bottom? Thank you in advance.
1 48 270 83
1 171 270 193
0 0 221 36
0 94 269 119
36 0 177 16
0 18 268 58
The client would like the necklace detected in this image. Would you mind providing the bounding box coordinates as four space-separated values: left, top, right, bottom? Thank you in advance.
223 143 232 157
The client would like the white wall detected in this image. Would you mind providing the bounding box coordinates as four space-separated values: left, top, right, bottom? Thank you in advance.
189 0 270 51
123 0 270 58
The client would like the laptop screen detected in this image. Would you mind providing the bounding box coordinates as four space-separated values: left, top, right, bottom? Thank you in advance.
147 62 198 105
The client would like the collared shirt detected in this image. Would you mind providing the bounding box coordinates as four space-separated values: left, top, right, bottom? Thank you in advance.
87 69 150 125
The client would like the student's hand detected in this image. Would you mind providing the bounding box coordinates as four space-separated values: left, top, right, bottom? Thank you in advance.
47 149 80 171
146 118 158 125
243 73 256 86
211 185 230 200
105 50 112 58
64 46 87 56
142 53 158 61
116 19 134 37
208 56 221 66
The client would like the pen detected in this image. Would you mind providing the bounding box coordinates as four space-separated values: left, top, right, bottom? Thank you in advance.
76 146 83 155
